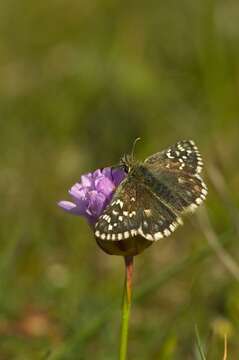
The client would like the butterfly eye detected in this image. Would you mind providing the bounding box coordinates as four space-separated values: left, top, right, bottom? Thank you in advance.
119 156 130 173
123 164 130 173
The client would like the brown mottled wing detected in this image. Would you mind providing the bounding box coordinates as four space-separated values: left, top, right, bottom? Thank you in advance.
144 140 207 213
94 177 180 242
145 140 203 174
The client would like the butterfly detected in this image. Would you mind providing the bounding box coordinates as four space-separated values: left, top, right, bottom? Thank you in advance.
94 140 207 242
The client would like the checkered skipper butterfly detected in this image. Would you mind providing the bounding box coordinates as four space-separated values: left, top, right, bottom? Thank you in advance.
95 140 207 242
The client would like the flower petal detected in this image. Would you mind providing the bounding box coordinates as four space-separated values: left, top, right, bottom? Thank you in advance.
112 168 126 186
95 176 115 197
102 167 113 181
87 190 107 219
68 185 89 213
58 166 124 224
92 169 102 179
81 173 93 188
69 185 87 201
73 182 82 190
58 201 83 215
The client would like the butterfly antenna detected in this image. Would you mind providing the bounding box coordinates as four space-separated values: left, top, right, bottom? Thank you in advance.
131 137 141 161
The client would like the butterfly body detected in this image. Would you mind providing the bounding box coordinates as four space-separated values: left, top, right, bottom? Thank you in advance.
95 140 207 244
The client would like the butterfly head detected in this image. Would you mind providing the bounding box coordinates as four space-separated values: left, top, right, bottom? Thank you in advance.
119 137 141 173
119 154 135 173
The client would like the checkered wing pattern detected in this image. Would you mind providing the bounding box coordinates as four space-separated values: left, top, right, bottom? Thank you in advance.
94 178 181 241
145 140 203 174
144 140 207 214
94 140 207 242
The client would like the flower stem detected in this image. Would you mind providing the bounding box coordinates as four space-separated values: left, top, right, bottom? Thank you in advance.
119 256 134 360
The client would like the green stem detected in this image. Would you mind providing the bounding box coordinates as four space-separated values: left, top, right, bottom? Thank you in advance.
119 256 134 360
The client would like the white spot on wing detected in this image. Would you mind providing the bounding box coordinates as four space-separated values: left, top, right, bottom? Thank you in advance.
164 229 171 237
188 203 198 212
144 209 152 216
124 231 130 239
116 199 124 208
145 233 154 240
177 217 183 225
154 231 163 240
169 224 175 232
196 197 203 205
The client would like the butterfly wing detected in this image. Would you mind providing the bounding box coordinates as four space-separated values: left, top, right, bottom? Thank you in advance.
94 177 181 241
144 140 207 213
145 140 203 174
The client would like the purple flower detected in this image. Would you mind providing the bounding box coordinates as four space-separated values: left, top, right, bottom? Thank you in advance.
58 167 126 224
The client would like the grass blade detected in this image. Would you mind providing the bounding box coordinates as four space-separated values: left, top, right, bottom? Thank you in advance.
195 325 207 360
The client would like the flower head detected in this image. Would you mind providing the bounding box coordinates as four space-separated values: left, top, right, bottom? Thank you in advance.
58 166 152 256
58 167 126 225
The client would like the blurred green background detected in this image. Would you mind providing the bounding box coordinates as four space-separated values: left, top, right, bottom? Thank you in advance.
1 0 239 358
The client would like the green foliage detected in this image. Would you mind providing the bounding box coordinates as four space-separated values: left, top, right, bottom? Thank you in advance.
195 326 207 360
0 0 239 358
